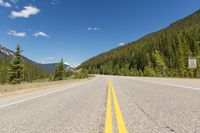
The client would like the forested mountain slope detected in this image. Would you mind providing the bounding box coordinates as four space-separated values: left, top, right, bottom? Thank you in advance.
80 9 200 78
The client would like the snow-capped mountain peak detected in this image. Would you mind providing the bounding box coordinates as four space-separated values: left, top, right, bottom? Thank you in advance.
0 45 15 56
65 62 79 69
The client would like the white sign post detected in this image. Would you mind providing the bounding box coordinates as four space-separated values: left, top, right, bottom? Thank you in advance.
188 58 197 69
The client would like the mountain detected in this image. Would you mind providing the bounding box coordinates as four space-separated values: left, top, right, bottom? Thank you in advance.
39 63 75 72
80 9 200 78
0 45 75 72
0 45 15 57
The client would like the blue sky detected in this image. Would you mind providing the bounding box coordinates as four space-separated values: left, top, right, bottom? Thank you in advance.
0 0 200 65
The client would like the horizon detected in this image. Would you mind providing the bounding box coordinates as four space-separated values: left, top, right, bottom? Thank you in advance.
0 0 200 65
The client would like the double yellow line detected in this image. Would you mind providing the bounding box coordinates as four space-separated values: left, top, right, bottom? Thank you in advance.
105 80 127 133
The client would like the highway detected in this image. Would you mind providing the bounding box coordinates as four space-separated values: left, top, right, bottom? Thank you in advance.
0 75 200 133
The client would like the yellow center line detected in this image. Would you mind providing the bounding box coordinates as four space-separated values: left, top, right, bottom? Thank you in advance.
105 80 128 133
105 80 113 133
111 82 127 133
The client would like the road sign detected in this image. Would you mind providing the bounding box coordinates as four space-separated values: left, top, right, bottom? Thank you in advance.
188 58 197 69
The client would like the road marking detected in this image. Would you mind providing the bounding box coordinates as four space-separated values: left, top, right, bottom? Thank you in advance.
0 88 68 109
0 79 97 109
105 80 113 133
105 80 127 133
132 78 200 91
110 81 127 133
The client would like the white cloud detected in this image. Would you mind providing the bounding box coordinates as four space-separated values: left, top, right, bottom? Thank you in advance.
10 6 40 18
118 42 125 47
0 0 11 8
33 31 49 38
88 26 100 31
8 30 26 37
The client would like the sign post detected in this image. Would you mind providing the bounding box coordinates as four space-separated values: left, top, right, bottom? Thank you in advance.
188 58 197 69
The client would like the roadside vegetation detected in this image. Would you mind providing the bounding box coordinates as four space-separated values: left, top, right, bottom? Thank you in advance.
52 59 89 80
53 58 65 80
74 69 89 79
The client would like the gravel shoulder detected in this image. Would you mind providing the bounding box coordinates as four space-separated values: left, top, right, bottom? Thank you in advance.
0 78 93 98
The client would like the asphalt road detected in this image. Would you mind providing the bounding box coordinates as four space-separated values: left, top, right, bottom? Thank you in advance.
0 75 200 133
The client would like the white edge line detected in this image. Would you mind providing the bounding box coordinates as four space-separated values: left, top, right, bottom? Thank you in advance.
0 88 67 109
132 78 200 91
0 77 99 109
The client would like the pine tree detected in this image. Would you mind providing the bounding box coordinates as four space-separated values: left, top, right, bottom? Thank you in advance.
54 58 65 80
8 45 24 84
0 58 9 84
152 50 167 76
